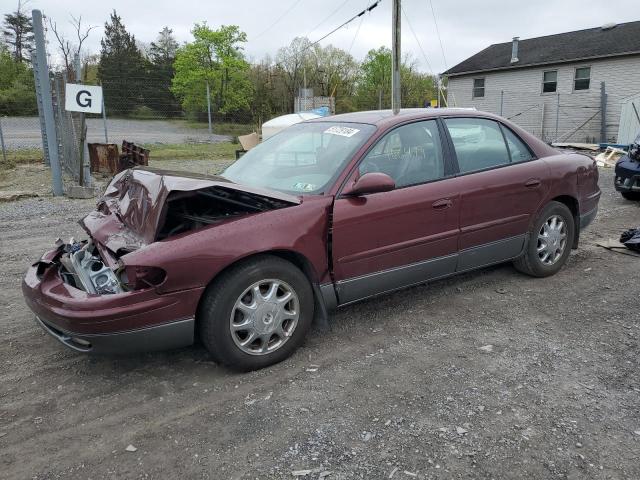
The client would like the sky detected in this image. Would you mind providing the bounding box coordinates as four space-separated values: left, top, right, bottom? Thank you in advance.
9 0 639 74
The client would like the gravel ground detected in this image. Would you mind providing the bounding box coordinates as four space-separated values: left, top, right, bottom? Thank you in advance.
0 169 639 479
1 117 228 149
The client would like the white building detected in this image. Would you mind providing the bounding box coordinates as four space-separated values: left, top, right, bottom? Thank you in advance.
443 22 640 143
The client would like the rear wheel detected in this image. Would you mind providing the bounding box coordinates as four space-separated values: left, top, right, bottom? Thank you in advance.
198 255 314 371
621 191 640 201
514 201 575 278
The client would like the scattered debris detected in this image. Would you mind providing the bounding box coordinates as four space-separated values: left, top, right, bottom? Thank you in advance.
479 345 494 353
595 147 627 167
125 444 137 452
551 142 599 151
318 471 332 479
620 227 640 252
597 239 640 257
388 467 398 478
403 470 418 477
456 426 468 435
292 470 312 476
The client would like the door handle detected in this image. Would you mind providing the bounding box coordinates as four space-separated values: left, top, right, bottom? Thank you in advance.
525 178 541 188
432 198 452 209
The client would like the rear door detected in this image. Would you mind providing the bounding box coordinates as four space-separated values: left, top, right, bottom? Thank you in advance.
331 119 462 305
443 117 550 271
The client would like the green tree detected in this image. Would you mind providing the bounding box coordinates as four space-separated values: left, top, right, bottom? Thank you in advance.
98 10 147 115
172 23 252 120
355 47 437 110
2 0 34 63
146 27 181 116
0 43 36 115
355 47 392 110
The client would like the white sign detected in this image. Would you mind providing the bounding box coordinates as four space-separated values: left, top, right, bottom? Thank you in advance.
65 83 103 114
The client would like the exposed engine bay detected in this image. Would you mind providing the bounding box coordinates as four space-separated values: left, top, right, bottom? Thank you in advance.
58 239 123 294
156 186 296 240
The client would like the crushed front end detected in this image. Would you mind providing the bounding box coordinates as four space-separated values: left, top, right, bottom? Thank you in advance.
22 237 201 354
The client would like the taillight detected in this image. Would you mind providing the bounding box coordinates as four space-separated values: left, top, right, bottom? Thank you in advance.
120 266 166 290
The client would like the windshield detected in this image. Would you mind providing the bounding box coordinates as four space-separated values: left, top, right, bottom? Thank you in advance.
223 122 376 194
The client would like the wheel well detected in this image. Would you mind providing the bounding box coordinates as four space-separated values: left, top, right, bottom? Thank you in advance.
194 250 323 331
550 195 580 248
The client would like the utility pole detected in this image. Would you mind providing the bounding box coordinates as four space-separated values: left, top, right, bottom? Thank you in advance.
391 0 401 114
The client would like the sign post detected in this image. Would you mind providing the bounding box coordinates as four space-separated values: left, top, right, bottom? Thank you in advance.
65 82 103 187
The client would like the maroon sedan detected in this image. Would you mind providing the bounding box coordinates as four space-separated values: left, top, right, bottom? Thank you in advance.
23 109 600 370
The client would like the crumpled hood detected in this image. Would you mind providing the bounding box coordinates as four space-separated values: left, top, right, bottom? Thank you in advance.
81 167 301 253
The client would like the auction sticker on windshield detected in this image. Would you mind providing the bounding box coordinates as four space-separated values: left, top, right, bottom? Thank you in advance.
324 126 360 138
293 182 316 192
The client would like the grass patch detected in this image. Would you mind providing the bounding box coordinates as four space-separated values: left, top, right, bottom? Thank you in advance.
0 148 44 171
143 142 238 161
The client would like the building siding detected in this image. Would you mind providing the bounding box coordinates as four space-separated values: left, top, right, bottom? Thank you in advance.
446 55 640 143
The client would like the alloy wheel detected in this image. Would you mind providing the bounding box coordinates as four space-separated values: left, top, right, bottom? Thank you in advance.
229 279 300 355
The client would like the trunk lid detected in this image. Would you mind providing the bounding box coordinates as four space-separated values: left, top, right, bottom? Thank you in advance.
81 167 301 254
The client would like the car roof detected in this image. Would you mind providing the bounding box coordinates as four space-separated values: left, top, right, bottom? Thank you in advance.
305 108 485 127
305 108 559 159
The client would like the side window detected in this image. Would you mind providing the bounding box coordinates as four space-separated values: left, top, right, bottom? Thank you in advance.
359 120 445 188
574 67 591 90
472 78 485 98
501 126 534 163
444 118 510 173
542 70 557 93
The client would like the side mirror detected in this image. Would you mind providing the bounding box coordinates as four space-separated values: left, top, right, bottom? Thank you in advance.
342 172 395 196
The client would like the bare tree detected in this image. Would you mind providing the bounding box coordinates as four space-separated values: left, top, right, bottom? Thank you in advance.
48 14 96 80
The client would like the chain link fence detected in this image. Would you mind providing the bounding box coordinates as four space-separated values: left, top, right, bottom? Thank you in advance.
448 85 639 144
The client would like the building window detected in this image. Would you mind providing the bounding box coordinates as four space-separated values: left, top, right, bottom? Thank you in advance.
542 70 557 93
472 78 485 98
574 67 591 90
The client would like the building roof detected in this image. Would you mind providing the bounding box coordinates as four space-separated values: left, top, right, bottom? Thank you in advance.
443 21 640 77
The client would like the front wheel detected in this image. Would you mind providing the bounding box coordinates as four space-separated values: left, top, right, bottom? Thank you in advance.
198 255 314 371
514 201 575 278
621 191 640 201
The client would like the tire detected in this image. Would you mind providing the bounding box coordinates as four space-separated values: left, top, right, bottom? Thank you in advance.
621 191 640 201
198 255 314 371
514 201 575 278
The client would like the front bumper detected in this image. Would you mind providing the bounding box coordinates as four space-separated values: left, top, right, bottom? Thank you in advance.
22 247 203 354
35 315 194 355
614 156 640 193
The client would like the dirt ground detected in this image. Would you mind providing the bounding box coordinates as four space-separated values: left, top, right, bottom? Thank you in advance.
0 167 639 480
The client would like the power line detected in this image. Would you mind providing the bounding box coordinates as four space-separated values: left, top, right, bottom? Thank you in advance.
253 0 304 41
304 0 350 39
401 4 434 75
274 0 381 68
347 0 369 54
428 0 448 70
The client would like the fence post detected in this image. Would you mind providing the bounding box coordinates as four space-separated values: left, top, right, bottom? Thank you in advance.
600 81 607 144
0 116 7 164
555 93 560 142
206 81 213 136
500 90 504 116
32 9 63 196
101 93 109 142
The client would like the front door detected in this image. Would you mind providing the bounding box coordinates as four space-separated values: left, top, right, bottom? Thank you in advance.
331 119 462 305
442 117 550 271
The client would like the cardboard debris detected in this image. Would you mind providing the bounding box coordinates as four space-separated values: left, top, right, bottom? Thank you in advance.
596 239 640 257
551 142 600 151
595 147 626 168
238 132 260 151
